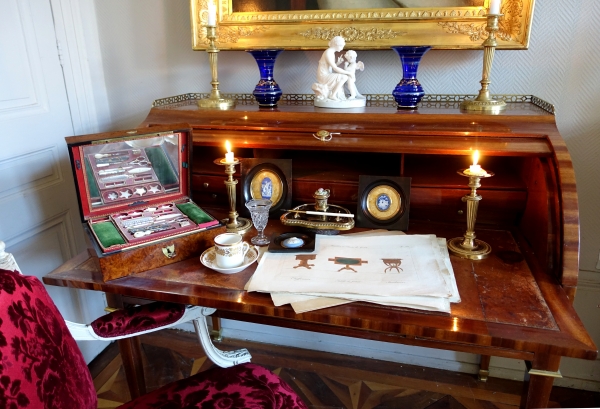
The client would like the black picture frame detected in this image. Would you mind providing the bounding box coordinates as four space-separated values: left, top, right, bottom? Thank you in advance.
356 175 411 230
240 158 292 218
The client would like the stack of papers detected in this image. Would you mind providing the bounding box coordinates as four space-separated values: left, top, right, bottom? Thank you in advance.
246 231 460 313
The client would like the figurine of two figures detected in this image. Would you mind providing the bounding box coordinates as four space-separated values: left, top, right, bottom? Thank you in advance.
312 36 367 108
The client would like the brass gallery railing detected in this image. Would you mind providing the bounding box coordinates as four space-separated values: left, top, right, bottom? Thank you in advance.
152 94 555 115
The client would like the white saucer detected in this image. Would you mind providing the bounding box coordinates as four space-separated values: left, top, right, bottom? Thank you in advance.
200 246 259 274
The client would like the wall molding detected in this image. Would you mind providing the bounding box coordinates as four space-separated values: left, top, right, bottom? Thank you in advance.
211 319 600 392
578 270 600 290
49 0 100 135
0 0 48 119
0 147 64 202
3 210 78 261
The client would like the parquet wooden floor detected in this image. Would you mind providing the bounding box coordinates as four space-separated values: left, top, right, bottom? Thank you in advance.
89 329 599 409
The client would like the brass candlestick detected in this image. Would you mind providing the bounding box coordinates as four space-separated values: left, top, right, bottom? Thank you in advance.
214 158 252 234
460 14 506 114
198 25 235 110
447 170 494 260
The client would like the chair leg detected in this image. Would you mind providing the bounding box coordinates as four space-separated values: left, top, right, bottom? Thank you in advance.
192 308 252 368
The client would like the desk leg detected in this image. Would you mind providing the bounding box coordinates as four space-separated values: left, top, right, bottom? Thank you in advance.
522 354 561 409
117 336 146 399
106 294 147 399
211 316 223 342
478 355 491 382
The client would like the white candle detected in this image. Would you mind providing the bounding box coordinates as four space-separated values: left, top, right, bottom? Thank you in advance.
489 0 501 14
224 140 234 163
207 0 217 26
466 150 487 176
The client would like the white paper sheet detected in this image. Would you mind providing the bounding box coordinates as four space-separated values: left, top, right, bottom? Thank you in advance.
249 234 452 298
271 291 450 313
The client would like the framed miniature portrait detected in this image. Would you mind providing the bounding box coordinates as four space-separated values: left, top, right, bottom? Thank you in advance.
356 175 411 230
240 158 292 218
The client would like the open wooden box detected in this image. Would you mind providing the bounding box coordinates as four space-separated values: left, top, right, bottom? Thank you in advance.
66 123 223 281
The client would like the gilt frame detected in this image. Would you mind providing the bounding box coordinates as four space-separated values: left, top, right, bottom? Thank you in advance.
190 0 535 51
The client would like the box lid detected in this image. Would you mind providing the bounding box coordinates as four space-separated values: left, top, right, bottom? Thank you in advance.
66 124 192 222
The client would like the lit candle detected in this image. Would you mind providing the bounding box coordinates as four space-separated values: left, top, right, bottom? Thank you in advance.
224 140 234 163
466 150 487 176
489 0 501 14
207 0 217 26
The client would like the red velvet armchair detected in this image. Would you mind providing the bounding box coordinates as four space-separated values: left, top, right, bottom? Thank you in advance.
0 242 308 408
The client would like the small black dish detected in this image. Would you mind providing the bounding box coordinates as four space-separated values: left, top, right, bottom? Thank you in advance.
268 232 316 253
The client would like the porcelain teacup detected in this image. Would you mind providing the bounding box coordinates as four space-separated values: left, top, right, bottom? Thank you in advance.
214 233 250 268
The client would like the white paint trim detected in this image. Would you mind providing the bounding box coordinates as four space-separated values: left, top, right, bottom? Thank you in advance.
0 147 63 201
205 319 600 392
578 270 600 290
49 0 106 134
221 319 480 372
0 0 49 119
2 210 77 260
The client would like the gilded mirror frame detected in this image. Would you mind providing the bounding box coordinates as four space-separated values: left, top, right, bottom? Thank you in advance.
191 0 535 50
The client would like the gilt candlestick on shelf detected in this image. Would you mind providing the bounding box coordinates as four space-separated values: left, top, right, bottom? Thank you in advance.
213 158 252 234
460 12 506 114
198 24 236 110
447 169 494 260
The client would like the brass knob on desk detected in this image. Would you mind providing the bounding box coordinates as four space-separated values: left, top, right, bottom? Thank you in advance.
203 182 210 188
313 130 340 142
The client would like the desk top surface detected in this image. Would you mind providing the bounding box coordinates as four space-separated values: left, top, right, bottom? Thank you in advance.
43 219 596 361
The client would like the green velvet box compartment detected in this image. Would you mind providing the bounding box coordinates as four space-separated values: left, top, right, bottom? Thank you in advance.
66 124 223 281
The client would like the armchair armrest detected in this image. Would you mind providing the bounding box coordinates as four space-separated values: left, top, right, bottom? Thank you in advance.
69 301 252 368
67 302 209 341
1 239 251 369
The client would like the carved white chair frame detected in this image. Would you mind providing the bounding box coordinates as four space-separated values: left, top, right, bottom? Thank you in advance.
0 240 251 368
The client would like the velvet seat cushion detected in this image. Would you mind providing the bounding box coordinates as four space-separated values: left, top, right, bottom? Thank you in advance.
0 268 97 409
0 268 308 409
118 363 309 409
91 302 185 338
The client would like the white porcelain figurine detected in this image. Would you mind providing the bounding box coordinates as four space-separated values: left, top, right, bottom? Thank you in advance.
312 36 367 108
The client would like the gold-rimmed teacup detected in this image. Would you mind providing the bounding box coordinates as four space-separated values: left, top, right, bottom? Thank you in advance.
214 233 250 268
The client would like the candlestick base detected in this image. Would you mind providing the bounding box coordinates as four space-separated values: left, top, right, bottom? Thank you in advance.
221 217 253 235
198 97 236 110
460 97 506 114
447 237 492 260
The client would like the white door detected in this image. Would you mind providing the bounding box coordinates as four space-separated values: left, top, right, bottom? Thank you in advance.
0 0 108 361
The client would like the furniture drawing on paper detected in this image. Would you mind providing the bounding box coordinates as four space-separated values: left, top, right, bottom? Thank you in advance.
43 95 597 409
294 254 317 269
0 241 307 408
328 256 368 272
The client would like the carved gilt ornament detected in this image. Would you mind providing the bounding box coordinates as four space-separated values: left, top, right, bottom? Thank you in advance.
191 0 534 50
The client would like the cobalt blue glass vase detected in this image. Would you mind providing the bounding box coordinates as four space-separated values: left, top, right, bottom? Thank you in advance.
391 46 431 109
247 49 283 107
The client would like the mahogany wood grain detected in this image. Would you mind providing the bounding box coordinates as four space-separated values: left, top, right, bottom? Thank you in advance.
47 100 590 408
524 354 562 409
43 221 596 361
90 225 225 281
141 101 577 292
105 293 147 399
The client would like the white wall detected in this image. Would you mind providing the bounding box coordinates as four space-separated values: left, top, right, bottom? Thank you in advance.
83 0 600 390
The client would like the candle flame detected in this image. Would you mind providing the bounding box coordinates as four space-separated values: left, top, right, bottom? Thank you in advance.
225 140 231 153
472 150 480 166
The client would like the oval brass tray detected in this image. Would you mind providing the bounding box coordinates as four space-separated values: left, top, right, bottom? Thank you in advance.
280 204 354 232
